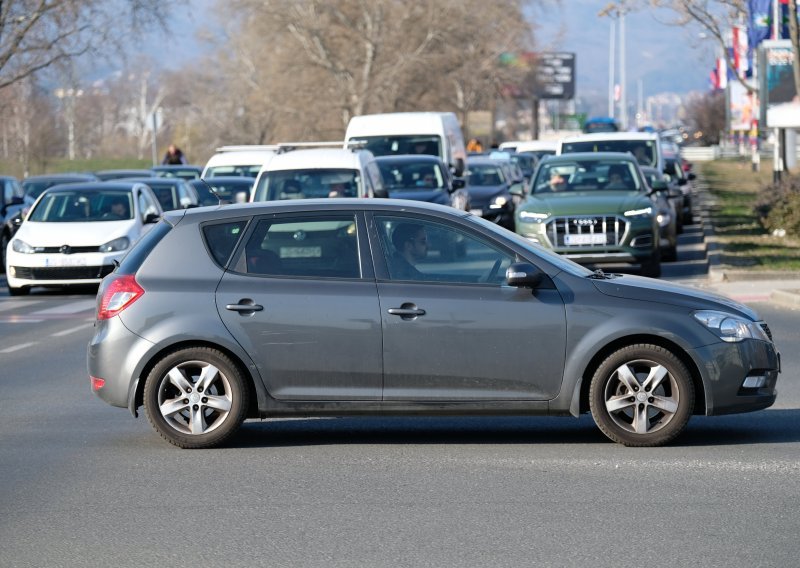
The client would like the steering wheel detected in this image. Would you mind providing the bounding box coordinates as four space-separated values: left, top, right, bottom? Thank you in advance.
480 259 502 283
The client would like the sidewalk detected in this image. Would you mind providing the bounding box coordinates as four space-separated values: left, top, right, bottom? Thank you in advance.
686 176 800 308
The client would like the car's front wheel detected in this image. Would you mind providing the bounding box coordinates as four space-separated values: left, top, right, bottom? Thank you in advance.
144 347 249 449
589 344 694 447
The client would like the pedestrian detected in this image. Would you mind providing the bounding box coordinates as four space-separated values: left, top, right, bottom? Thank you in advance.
466 138 483 153
162 144 187 165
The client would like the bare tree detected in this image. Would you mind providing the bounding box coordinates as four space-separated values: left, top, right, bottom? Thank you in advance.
0 0 179 91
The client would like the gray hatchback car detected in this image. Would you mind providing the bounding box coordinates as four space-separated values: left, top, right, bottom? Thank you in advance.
88 199 780 448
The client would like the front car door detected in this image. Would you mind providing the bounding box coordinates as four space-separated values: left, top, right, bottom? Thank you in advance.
370 212 567 401
217 211 383 400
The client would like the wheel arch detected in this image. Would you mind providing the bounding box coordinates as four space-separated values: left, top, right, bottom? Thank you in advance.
132 339 263 419
576 334 706 416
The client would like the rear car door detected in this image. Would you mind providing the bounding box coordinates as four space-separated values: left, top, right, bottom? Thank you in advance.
216 211 384 400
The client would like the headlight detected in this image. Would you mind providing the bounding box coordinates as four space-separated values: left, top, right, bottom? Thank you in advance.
656 212 671 227
624 206 653 217
693 310 770 343
490 195 508 209
518 211 549 222
11 239 34 254
99 237 130 253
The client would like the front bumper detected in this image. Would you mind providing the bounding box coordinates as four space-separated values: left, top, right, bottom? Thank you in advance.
7 250 122 288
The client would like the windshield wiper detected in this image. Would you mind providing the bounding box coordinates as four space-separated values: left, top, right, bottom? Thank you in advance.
588 269 610 280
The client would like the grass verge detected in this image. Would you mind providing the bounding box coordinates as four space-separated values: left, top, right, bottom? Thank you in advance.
699 159 800 271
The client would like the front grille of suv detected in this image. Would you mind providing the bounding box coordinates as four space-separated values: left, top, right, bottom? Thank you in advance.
545 216 628 248
12 265 114 280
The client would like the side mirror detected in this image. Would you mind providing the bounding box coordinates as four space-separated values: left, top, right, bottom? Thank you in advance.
453 157 466 177
373 185 389 199
509 183 526 197
452 178 466 190
677 178 687 186
9 195 24 206
144 212 161 224
506 262 544 288
687 172 696 181
649 180 668 193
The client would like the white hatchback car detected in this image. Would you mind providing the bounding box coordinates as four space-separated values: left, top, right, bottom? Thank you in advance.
5 182 163 295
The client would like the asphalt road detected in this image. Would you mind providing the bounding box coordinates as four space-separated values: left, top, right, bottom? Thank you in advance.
0 274 798 567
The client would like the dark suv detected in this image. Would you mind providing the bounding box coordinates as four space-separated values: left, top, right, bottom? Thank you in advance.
88 200 779 449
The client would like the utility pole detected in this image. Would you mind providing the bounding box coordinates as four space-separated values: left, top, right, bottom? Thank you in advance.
608 18 616 119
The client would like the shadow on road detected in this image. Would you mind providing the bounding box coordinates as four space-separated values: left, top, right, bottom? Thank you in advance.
230 408 800 448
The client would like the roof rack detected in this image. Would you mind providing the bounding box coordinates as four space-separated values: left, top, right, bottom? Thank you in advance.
215 145 280 153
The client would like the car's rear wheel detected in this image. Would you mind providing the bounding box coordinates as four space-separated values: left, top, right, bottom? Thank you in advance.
589 344 694 447
144 347 248 449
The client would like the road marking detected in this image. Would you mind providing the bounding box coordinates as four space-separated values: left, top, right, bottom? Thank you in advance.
0 342 36 354
0 300 38 312
51 323 94 337
33 299 96 315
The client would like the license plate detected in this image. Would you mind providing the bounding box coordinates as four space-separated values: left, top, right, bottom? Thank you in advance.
469 208 483 217
46 257 88 267
565 234 607 246
280 246 321 258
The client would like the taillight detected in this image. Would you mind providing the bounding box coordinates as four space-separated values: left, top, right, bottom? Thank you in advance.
91 376 105 391
97 274 144 320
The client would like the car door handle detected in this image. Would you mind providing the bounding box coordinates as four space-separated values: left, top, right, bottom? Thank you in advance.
225 299 263 314
387 304 426 320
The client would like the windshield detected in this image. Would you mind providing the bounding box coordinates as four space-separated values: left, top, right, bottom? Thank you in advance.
531 159 643 194
252 169 361 201
466 164 506 187
349 135 442 159
23 180 77 200
206 165 261 178
561 139 657 167
201 179 253 204
377 161 446 190
28 190 133 222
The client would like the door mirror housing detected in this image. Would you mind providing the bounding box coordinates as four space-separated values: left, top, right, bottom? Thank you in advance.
373 185 389 199
508 182 526 197
451 177 466 190
649 179 668 193
144 212 161 224
506 262 544 288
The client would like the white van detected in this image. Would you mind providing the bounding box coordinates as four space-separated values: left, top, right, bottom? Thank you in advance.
558 132 664 173
201 145 278 179
250 144 386 201
344 112 467 177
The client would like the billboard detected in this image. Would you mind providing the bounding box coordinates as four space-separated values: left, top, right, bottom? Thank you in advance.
535 52 576 100
759 40 797 125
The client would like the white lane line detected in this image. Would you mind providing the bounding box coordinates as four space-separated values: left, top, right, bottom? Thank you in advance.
0 300 39 313
52 323 94 337
33 299 96 315
0 342 36 354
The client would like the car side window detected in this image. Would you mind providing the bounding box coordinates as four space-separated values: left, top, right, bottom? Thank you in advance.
203 221 247 267
243 214 360 278
374 215 514 284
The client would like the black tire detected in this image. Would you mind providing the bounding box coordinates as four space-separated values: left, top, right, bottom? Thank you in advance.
8 284 29 296
143 347 249 449
0 231 8 273
640 249 661 278
589 344 694 447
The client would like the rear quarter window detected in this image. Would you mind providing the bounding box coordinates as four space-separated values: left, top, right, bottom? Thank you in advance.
203 220 248 267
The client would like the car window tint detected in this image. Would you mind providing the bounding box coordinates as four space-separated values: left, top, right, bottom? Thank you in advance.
243 215 360 278
203 221 248 267
375 215 514 284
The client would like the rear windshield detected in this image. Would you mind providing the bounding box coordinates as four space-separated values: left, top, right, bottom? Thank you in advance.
116 221 172 275
206 165 261 178
252 169 360 201
348 135 442 159
561 139 657 168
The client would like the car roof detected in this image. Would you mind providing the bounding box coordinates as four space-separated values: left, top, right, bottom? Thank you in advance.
465 156 507 166
23 173 97 181
373 154 444 165
204 149 276 167
265 149 372 172
40 181 146 193
152 164 202 170
121 177 187 185
539 151 639 163
191 176 253 184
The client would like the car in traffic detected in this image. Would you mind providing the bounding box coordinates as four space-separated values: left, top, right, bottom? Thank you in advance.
94 169 155 181
559 131 665 174
22 173 100 201
189 176 255 206
5 182 163 295
374 154 470 211
514 152 662 277
0 175 29 270
121 177 200 211
202 145 277 178
464 156 517 230
87 198 780 449
151 165 203 180
663 155 695 226
250 145 386 201
640 166 679 261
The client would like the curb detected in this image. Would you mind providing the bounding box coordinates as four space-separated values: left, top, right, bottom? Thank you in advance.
771 289 800 307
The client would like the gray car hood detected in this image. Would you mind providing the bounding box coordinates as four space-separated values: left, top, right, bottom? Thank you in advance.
591 275 760 321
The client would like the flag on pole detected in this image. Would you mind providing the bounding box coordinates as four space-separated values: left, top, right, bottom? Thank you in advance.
747 0 773 49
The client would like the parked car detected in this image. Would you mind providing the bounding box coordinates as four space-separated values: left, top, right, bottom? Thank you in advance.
251 146 386 201
0 175 29 271
5 182 162 295
88 198 780 449
374 154 470 211
151 165 203 180
515 152 661 277
189 176 255 206
464 156 517 230
94 169 154 181
121 177 199 212
22 173 100 201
